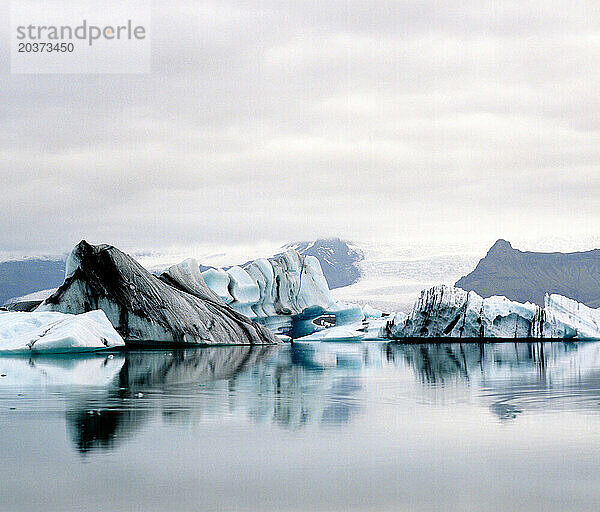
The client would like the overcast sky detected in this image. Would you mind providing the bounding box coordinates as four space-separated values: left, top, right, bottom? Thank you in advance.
1 0 599 256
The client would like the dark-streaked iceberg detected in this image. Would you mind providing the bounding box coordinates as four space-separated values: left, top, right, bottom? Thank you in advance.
543 293 600 339
37 241 278 346
383 285 600 339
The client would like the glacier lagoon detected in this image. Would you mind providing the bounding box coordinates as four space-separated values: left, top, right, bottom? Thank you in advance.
2 341 600 511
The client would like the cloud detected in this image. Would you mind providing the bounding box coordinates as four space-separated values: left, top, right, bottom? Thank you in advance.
0 0 598 254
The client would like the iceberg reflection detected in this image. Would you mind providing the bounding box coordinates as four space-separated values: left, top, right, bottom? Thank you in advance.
387 341 600 420
3 341 600 454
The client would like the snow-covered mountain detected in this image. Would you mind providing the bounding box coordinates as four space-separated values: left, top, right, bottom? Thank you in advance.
282 238 363 289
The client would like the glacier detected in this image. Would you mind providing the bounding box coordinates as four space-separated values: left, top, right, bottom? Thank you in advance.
37 241 277 346
383 285 600 339
0 309 124 353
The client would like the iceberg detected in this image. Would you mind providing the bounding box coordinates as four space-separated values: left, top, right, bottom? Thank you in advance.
226 266 261 318
0 309 124 353
543 294 600 339
295 325 366 342
3 288 57 312
159 258 223 304
362 303 382 319
384 285 600 339
267 249 338 315
201 268 234 304
244 258 278 317
37 241 278 346
197 248 364 337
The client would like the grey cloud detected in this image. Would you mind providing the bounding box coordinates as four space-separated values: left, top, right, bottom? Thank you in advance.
0 0 598 254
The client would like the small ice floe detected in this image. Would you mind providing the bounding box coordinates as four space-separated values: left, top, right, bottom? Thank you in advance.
0 310 125 353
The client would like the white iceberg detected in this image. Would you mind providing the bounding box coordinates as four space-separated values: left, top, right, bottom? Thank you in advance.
0 310 124 353
225 250 339 319
269 250 338 315
362 303 382 319
199 249 342 318
295 314 389 343
244 258 278 317
3 288 57 312
295 324 366 342
543 294 600 339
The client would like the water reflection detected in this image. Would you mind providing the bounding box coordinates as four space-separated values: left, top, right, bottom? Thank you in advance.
386 341 582 386
0 344 368 453
67 346 278 453
2 341 600 454
388 341 600 420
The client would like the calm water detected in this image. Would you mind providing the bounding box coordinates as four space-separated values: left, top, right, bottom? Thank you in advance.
2 341 600 511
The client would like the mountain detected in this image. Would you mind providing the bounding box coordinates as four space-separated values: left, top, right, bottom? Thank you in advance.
283 238 363 289
0 258 66 305
456 239 600 308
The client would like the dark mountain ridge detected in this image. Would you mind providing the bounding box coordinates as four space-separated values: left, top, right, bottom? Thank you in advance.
456 239 600 308
0 258 65 305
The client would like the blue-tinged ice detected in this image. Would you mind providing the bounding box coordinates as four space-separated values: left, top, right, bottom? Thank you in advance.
201 268 234 304
0 310 124 353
